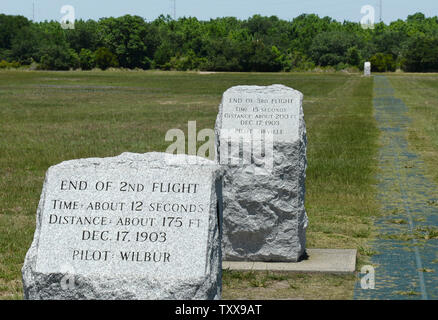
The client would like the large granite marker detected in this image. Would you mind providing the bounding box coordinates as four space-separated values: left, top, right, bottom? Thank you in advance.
215 85 308 262
22 152 223 300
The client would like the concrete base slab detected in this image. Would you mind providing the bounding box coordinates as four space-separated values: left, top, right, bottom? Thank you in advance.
223 249 357 274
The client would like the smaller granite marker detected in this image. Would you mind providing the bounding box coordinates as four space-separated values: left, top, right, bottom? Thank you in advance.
22 152 223 300
215 84 308 262
364 62 371 76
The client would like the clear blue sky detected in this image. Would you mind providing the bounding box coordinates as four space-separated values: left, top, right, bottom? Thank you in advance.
1 0 436 23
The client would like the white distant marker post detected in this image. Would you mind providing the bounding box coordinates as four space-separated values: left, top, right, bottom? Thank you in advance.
364 62 371 76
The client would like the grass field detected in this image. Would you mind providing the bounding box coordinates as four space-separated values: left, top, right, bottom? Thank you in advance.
0 70 379 299
388 74 438 186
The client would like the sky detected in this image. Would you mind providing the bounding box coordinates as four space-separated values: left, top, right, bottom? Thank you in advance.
1 0 436 24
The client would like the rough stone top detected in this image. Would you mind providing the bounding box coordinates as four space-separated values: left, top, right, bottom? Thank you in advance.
52 152 219 171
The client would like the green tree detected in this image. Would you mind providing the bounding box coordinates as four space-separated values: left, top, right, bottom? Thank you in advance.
153 42 175 69
39 45 79 70
98 15 150 69
370 53 396 72
346 46 362 67
66 19 100 53
310 31 358 66
10 24 43 64
282 50 315 71
0 14 30 51
1 12 438 72
95 47 119 70
290 14 340 54
79 48 96 70
402 35 438 72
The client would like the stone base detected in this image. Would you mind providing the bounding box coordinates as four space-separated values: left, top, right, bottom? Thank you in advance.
223 249 357 273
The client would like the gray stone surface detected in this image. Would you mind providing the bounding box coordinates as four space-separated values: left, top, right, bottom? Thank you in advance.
223 249 357 273
364 62 371 76
22 152 223 300
215 85 308 262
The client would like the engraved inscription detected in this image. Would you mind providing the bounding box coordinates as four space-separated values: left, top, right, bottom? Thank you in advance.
35 168 212 279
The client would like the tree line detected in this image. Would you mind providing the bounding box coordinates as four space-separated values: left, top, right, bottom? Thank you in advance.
1 12 438 72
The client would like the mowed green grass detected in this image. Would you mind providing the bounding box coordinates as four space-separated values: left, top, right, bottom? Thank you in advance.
0 70 378 299
388 74 438 186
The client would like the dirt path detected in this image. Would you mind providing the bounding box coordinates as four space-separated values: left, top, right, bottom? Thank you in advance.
354 75 438 300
